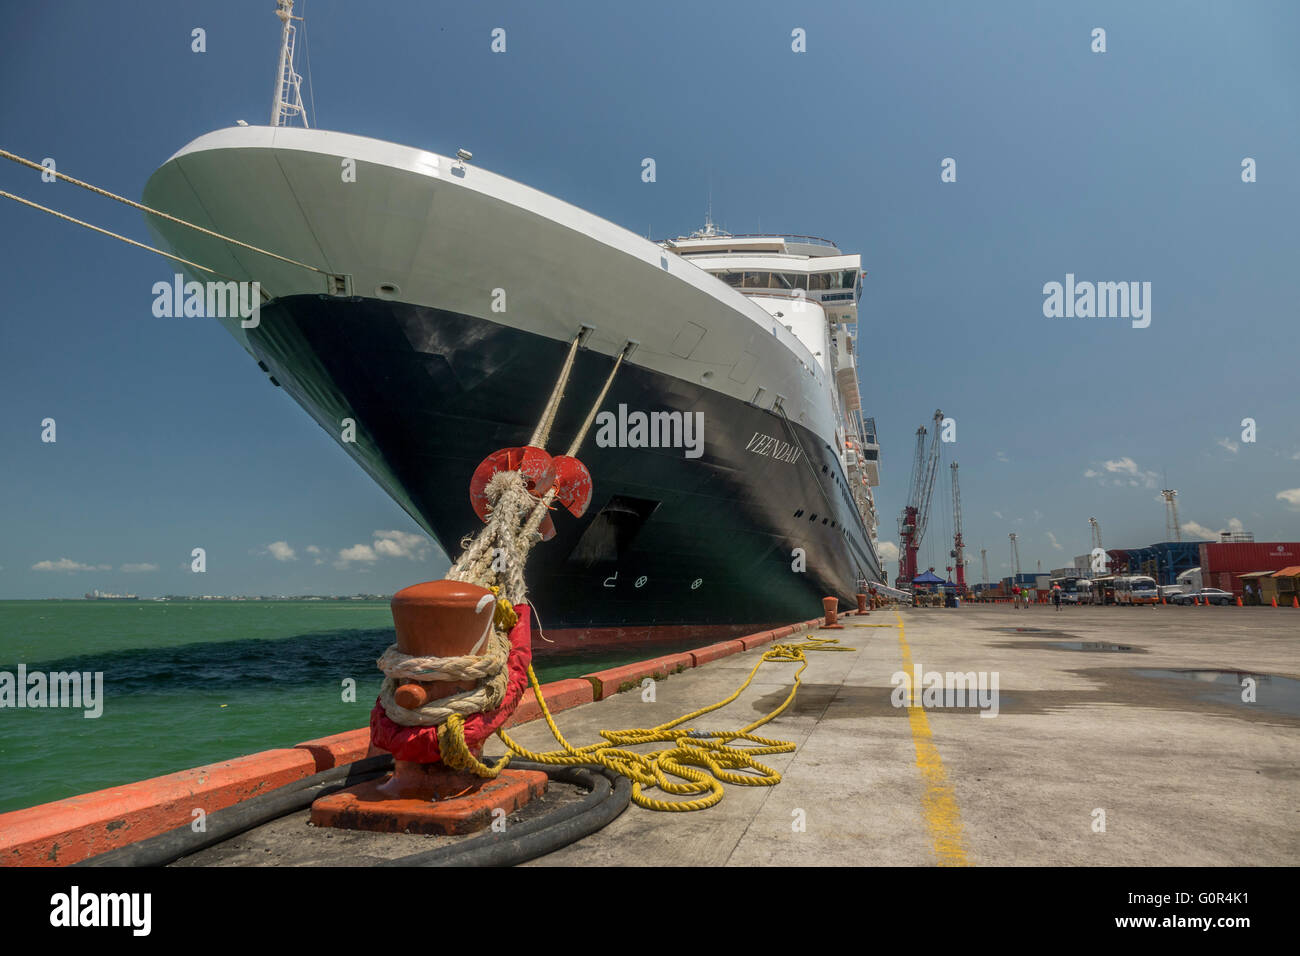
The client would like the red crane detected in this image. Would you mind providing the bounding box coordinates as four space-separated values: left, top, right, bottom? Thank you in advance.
896 409 943 589
950 462 966 595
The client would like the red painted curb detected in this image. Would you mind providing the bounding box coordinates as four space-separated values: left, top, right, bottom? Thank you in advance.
584 651 696 700
0 748 318 867
504 678 595 728
294 728 372 772
689 640 745 666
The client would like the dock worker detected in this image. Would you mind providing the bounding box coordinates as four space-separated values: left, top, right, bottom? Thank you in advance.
1052 583 1062 611
1012 584 1021 610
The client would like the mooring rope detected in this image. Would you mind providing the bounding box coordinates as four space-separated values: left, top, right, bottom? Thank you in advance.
0 147 329 276
385 340 630 776
494 635 856 811
0 189 237 280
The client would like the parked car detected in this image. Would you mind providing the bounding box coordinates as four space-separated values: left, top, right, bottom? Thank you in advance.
1157 584 1184 603
1173 588 1235 606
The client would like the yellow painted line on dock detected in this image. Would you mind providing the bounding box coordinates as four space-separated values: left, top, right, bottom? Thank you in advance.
892 610 970 866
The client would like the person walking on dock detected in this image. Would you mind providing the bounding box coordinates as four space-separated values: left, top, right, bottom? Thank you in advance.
1012 584 1021 610
1052 583 1062 612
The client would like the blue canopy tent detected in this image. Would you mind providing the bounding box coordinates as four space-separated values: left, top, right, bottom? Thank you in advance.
912 569 945 589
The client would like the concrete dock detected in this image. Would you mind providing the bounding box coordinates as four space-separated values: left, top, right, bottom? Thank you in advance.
489 605 1298 866
169 604 1298 866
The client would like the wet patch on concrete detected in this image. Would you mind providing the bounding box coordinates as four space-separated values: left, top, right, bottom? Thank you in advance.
1131 669 1300 719
996 639 1147 654
751 684 1011 719
757 670 1300 725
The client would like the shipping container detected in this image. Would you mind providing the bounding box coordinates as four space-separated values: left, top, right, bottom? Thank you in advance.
1197 542 1300 596
1199 542 1300 574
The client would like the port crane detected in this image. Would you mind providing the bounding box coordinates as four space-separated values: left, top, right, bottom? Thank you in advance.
1009 532 1021 581
896 410 944 589
1161 489 1181 542
949 462 966 595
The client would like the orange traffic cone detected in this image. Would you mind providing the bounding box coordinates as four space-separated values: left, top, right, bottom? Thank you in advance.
1271 596 1278 608
1293 596 1299 609
1236 596 1242 607
1193 596 1200 606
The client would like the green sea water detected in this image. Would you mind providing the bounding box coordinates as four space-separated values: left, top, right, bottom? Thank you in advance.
0 600 723 814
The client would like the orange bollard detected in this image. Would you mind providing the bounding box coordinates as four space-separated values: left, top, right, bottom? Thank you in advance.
820 596 844 629
856 593 868 616
311 579 546 835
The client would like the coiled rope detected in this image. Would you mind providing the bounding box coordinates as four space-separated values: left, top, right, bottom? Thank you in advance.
489 635 856 811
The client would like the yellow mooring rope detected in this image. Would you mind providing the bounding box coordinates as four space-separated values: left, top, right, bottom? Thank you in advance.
478 634 856 812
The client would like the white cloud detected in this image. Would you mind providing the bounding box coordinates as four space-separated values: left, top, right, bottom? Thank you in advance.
1277 489 1300 511
877 541 900 563
1181 520 1221 540
995 451 1009 463
1227 518 1244 533
31 558 111 572
372 530 430 560
993 511 1004 519
119 563 158 573
1216 437 1240 454
305 545 322 555
266 541 297 562
335 544 378 568
1088 456 1159 489
1046 532 1063 551
334 530 432 568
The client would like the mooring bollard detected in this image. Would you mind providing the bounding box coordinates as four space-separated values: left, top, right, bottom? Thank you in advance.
310 579 546 835
820 596 844 629
856 592 868 616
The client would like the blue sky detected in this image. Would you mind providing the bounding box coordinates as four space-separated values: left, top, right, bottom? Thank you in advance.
1 0 1297 598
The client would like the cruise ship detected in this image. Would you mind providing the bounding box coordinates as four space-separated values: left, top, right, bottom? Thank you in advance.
140 3 885 652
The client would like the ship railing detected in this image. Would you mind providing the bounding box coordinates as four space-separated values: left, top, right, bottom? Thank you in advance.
659 233 840 249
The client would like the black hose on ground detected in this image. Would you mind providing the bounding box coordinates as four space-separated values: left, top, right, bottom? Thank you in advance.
381 763 631 868
75 754 396 868
73 756 629 868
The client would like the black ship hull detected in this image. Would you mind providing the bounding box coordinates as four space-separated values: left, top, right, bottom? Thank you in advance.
248 294 882 652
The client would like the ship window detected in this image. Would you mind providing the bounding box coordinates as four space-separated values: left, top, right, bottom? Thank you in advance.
822 518 829 525
742 272 768 289
841 270 858 289
807 273 830 291
783 273 808 290
717 271 743 287
809 514 817 522
793 509 804 518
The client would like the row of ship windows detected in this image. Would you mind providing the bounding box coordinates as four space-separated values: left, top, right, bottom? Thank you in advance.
713 270 860 292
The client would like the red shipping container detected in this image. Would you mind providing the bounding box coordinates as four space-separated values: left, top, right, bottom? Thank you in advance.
1200 542 1300 573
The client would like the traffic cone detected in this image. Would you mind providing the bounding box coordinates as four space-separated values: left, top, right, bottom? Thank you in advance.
1236 596 1242 607
1193 596 1200 606
1293 596 1299 609
1271 596 1277 608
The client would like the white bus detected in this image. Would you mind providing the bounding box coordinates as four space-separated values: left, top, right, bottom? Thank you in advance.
1114 575 1159 605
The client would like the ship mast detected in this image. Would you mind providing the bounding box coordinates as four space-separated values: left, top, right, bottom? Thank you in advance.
270 0 309 128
